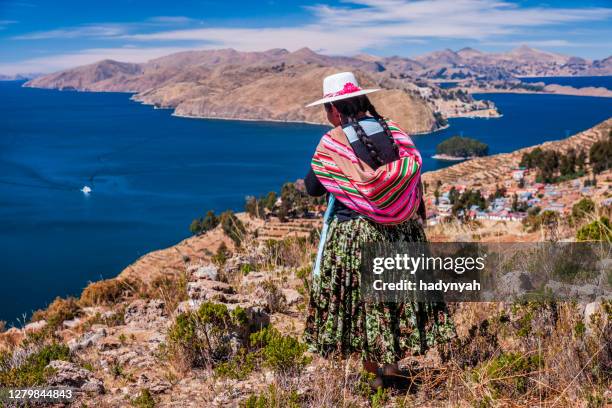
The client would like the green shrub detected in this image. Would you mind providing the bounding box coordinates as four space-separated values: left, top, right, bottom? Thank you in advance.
220 210 245 246
480 352 542 395
212 242 231 266
165 302 248 371
576 217 612 242
0 343 70 387
190 210 219 235
242 384 300 408
370 387 390 408
132 388 156 408
260 280 287 313
250 327 310 376
214 348 258 380
572 198 596 220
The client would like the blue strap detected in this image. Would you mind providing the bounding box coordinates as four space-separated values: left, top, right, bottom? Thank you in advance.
313 195 335 278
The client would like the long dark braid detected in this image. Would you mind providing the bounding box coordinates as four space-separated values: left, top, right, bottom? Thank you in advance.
326 95 395 167
366 101 400 158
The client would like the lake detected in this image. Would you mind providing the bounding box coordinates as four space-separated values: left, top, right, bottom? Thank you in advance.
1 80 611 324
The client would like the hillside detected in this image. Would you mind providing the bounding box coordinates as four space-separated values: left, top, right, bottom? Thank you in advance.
25 48 443 134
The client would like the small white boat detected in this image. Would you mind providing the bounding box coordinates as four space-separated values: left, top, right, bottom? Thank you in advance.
81 185 92 194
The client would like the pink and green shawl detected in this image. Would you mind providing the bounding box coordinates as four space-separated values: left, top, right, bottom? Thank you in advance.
311 119 422 224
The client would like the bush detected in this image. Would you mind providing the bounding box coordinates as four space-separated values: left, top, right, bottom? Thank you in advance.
214 348 258 380
576 217 612 242
211 242 231 266
250 327 310 376
165 302 248 371
190 210 219 235
0 343 70 387
80 278 133 306
132 388 156 408
31 296 81 330
242 384 300 408
220 210 245 246
145 273 188 313
260 280 287 313
479 352 542 395
572 198 595 220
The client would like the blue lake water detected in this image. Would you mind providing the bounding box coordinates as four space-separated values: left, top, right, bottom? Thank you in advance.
520 75 612 90
1 80 611 324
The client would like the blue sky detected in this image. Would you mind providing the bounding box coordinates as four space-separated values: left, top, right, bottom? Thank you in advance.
0 0 611 75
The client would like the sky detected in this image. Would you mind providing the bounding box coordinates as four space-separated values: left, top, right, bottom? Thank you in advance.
0 0 611 75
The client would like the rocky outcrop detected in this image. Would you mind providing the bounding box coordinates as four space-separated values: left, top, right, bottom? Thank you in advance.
46 360 105 395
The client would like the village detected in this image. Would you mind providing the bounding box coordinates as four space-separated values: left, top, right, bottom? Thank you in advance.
425 165 610 225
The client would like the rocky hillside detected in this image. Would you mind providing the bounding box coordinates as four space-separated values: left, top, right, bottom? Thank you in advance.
0 206 609 407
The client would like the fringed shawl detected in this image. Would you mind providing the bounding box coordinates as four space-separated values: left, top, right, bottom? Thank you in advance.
311 120 422 224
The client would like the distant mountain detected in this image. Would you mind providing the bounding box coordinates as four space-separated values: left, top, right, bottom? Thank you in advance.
415 48 463 67
26 48 439 133
0 73 41 81
411 45 611 78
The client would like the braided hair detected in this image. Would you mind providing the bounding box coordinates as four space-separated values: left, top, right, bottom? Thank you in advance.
324 95 398 167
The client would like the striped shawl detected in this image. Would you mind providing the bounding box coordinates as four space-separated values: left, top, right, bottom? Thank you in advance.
311 120 422 224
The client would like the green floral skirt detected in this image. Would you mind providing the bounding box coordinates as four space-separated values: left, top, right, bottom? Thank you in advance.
304 217 455 364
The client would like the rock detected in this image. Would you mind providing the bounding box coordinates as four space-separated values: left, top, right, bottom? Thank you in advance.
136 373 171 394
24 320 47 333
187 280 234 301
68 328 106 352
545 280 601 301
46 360 104 394
241 272 268 287
226 304 270 329
497 271 534 299
584 300 609 335
191 264 219 281
124 299 167 327
63 317 83 330
282 288 303 306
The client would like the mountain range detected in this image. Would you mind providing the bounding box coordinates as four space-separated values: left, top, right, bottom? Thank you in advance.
23 46 611 132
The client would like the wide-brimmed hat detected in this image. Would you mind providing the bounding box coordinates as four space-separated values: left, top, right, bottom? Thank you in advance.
306 72 380 107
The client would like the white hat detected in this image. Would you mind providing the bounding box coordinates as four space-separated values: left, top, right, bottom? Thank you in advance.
306 72 380 107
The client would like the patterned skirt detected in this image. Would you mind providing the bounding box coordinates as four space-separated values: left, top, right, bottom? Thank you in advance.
304 217 455 364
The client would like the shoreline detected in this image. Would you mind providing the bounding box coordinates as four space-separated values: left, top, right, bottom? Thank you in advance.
467 88 612 98
432 153 477 161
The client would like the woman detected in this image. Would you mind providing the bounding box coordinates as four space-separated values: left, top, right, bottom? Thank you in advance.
303 72 454 385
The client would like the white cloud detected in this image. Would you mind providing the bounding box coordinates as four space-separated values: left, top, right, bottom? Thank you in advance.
119 0 612 54
0 46 192 75
13 24 129 40
12 16 196 40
